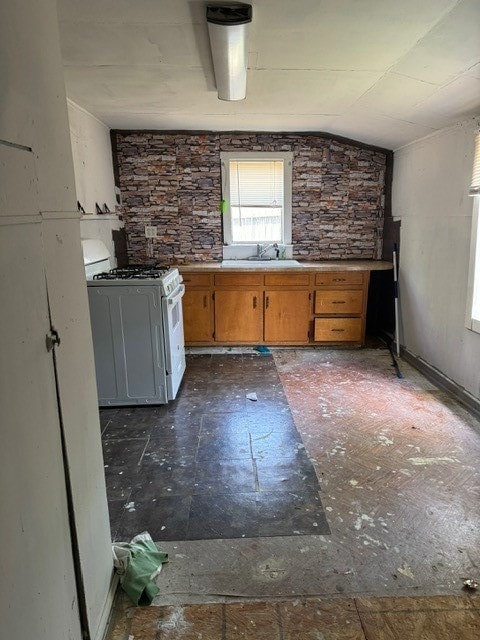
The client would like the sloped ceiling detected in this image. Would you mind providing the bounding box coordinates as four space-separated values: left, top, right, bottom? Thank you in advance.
58 0 480 149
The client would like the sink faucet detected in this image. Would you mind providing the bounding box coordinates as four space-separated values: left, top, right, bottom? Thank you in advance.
257 242 279 258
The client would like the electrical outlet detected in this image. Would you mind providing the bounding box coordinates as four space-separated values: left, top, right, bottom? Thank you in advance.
145 226 157 238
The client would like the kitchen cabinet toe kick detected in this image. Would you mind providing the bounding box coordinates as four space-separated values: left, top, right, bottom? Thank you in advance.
181 269 371 346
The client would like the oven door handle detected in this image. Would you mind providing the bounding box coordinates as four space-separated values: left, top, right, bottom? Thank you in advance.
167 283 185 305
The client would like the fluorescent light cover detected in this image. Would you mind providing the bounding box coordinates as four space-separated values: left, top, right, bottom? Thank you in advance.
207 4 252 101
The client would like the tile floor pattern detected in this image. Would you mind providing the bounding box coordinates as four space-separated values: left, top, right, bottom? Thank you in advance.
273 349 480 597
101 354 329 541
104 348 480 639
107 594 480 640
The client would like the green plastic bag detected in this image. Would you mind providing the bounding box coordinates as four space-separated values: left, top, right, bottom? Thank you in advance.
112 532 168 605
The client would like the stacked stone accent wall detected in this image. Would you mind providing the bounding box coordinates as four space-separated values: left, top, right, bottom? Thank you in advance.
114 132 387 264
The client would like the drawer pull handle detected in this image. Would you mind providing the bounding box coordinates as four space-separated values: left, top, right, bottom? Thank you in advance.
253 296 257 309
203 295 207 308
333 278 346 282
332 301 346 304
184 278 191 282
331 328 345 332
265 296 269 309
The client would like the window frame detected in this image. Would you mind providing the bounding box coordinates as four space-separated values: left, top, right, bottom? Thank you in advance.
220 151 293 248
465 196 480 334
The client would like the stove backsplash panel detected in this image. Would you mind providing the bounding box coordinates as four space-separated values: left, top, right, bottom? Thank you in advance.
113 132 388 264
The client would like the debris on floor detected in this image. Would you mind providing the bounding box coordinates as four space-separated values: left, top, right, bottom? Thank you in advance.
112 531 168 605
255 345 270 354
463 578 479 590
397 564 415 580
246 391 258 401
101 349 480 604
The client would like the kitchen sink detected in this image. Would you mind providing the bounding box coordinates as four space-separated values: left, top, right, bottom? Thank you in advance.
221 260 302 267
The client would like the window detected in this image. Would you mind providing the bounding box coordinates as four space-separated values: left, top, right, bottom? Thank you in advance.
466 197 480 333
466 130 480 332
221 152 292 247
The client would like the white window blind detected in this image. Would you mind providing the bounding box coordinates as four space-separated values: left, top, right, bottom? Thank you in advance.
229 160 284 207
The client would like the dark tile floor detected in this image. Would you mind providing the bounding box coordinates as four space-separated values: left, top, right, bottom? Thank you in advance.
100 354 329 541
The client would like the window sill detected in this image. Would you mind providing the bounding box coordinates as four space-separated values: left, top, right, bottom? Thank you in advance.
222 244 293 260
466 318 480 335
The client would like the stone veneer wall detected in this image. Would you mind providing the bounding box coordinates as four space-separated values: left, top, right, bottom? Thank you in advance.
114 132 387 264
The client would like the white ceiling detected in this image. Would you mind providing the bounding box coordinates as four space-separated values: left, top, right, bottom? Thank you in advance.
58 0 480 150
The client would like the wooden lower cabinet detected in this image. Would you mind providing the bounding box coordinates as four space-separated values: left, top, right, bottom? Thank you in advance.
264 290 310 343
214 290 263 343
181 268 369 346
183 288 213 343
314 317 363 342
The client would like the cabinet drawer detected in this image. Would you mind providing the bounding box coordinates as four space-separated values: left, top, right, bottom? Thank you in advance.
214 273 263 286
182 273 211 287
315 290 363 315
264 273 310 286
314 318 363 342
315 271 365 286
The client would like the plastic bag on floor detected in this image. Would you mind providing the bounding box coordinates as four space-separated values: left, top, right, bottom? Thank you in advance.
112 531 168 605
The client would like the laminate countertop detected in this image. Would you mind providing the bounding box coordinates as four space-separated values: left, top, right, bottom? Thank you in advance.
177 260 393 272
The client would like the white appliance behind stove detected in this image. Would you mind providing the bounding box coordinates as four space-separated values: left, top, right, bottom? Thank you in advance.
82 238 112 278
82 240 186 406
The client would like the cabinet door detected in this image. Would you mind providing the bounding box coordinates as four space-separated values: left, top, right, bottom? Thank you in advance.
1 219 82 640
214 290 263 343
183 288 213 343
264 290 310 343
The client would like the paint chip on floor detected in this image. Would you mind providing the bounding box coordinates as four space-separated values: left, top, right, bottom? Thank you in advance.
354 514 374 530
408 456 458 466
397 565 415 579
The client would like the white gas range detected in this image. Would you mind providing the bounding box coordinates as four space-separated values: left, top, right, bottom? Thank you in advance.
82 240 186 406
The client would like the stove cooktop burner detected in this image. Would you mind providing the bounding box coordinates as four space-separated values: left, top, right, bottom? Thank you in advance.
93 264 173 280
92 272 161 280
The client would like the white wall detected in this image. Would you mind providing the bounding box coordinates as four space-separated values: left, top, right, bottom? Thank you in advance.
68 99 117 213
0 1 76 212
69 100 124 266
393 119 480 400
0 1 113 639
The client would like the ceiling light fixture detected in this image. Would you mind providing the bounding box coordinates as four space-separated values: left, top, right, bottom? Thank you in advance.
206 3 252 101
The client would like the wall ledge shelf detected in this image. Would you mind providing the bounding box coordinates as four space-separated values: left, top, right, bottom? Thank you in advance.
81 214 121 220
